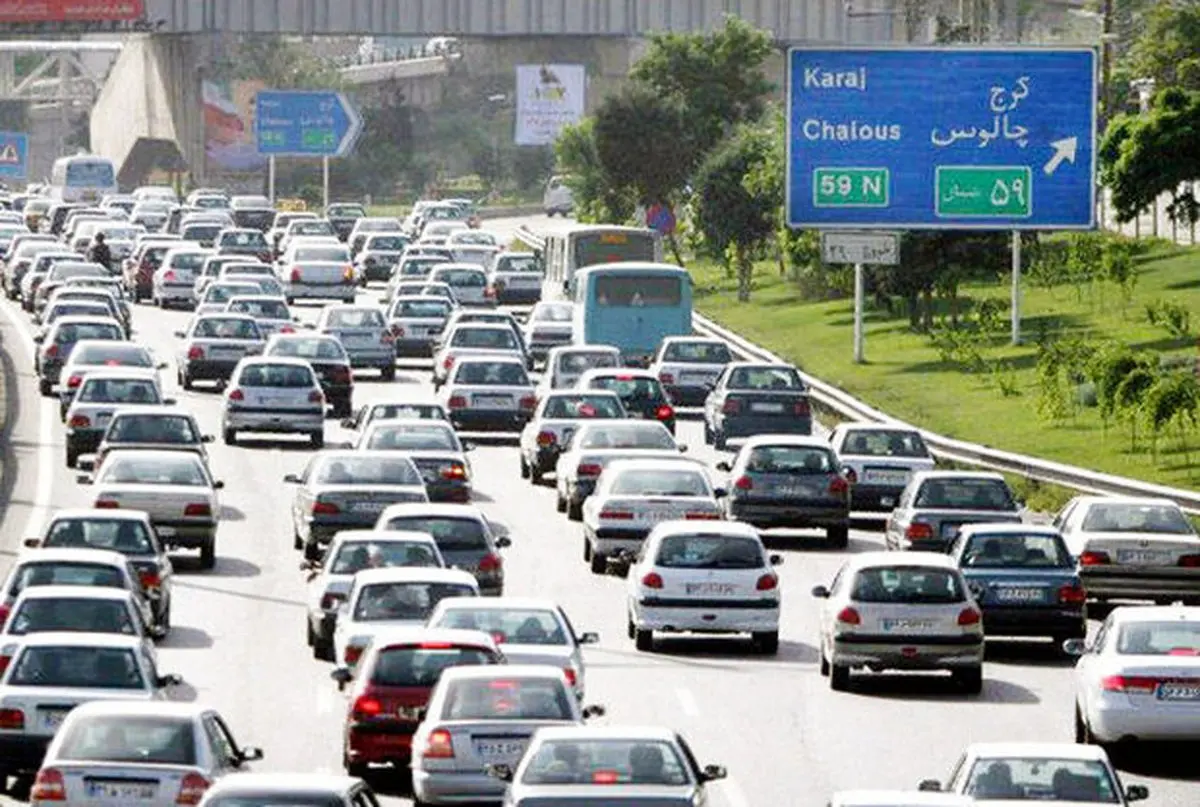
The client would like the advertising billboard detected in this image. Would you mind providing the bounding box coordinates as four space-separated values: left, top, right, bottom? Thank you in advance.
0 1 145 23
514 64 586 146
204 79 268 174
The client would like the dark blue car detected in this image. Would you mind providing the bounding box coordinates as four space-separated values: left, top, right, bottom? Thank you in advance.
949 524 1087 648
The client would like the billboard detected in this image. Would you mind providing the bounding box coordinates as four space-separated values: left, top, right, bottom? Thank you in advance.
204 79 268 173
514 64 586 146
0 0 145 22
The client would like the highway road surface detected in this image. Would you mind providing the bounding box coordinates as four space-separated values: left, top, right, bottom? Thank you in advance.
0 215 1194 806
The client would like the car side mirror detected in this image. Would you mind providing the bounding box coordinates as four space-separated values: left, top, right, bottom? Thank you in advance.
283 474 301 484
201 435 214 443
1062 638 1088 656
77 457 95 472
23 538 40 548
677 444 688 453
581 704 606 719
1125 786 1149 802
76 474 92 485
212 480 225 490
715 461 731 472
769 554 783 566
918 781 942 792
700 765 727 783
485 763 514 782
495 536 512 549
331 667 353 690
811 585 829 599
157 673 183 688
32 334 43 343
162 398 177 406
173 331 185 338
156 362 168 370
713 487 728 498
240 746 264 762
578 631 599 645
462 442 475 452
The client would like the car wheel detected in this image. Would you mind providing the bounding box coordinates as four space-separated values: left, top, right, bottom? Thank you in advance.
1074 706 1091 744
310 431 325 449
583 537 592 562
819 643 830 676
752 631 779 655
306 619 316 647
380 364 396 382
304 541 322 562
315 638 335 662
556 490 567 513
827 525 850 549
199 539 216 570
344 757 368 779
38 378 52 397
223 428 236 446
332 399 352 419
530 462 544 485
567 499 583 522
830 664 851 691
627 615 636 639
714 430 727 451
180 372 193 391
634 628 653 652
953 666 983 694
519 455 530 479
589 550 606 575
703 421 713 444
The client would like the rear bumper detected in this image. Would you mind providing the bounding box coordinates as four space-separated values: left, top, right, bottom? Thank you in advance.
980 605 1087 638
495 286 542 304
288 283 357 300
1080 568 1200 601
529 342 571 361
720 415 813 439
346 725 416 764
663 384 713 407
344 348 394 368
1089 701 1200 742
307 513 388 545
587 525 650 556
531 446 561 474
425 480 471 503
156 284 195 302
0 734 51 773
154 519 217 548
729 500 849 530
850 483 907 512
412 767 506 803
832 634 984 669
632 599 780 633
395 338 435 358
449 409 530 431
361 264 395 282
225 408 324 433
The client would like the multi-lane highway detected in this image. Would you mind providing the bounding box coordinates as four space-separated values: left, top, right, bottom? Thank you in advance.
0 214 1194 806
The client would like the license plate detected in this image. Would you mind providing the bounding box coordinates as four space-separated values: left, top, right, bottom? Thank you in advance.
1116 549 1170 565
344 334 372 344
637 510 677 522
407 327 427 337
994 587 1045 602
86 782 157 800
157 526 177 537
751 402 784 413
881 618 935 632
474 395 513 408
1157 682 1200 701
684 582 737 595
512 277 539 287
941 523 962 539
680 373 711 384
350 501 386 514
40 708 69 730
475 740 526 760
780 482 816 497
862 469 909 486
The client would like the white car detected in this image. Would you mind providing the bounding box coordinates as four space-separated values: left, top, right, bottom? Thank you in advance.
333 567 480 672
31 701 261 805
486 251 543 305
174 313 266 390
1053 495 1200 604
223 295 297 338
626 521 781 654
535 345 621 396
278 238 356 304
304 530 446 661
152 245 211 308
55 340 159 414
315 304 395 379
917 742 1148 805
0 586 155 664
194 280 261 316
828 422 937 512
0 633 184 783
648 336 734 408
812 551 985 693
439 356 537 433
1068 604 1200 747
426 597 599 699
432 323 528 388
582 458 723 575
352 420 474 503
83 450 224 570
221 356 325 448
518 390 626 484
523 301 574 363
63 368 172 468
0 548 145 631
386 295 455 359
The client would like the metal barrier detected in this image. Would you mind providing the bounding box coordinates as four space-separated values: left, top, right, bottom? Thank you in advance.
513 224 1200 514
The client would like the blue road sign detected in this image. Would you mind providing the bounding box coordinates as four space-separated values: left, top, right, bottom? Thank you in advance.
0 132 29 180
786 47 1098 230
255 90 363 158
646 203 676 235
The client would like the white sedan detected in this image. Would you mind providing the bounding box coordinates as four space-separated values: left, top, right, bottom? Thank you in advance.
1069 604 1200 747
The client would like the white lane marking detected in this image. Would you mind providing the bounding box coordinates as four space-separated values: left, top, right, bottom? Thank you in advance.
675 687 700 717
0 300 53 538
717 776 750 807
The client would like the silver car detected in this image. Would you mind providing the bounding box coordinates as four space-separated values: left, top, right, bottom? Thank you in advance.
440 357 537 433
278 239 356 303
386 295 454 358
64 369 171 468
223 295 297 338
649 337 734 408
56 340 160 416
536 346 621 395
430 264 490 307
174 314 265 389
518 390 627 484
524 302 575 363
94 406 213 471
194 281 262 316
152 245 211 308
315 304 395 379
353 420 474 504
487 251 543 305
35 315 126 397
221 357 325 447
885 471 1023 552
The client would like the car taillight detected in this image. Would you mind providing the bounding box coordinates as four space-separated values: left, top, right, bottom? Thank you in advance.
1180 554 1200 567
0 655 10 677
280 325 296 334
577 462 602 477
448 395 467 409
228 388 244 401
320 592 346 610
655 404 674 421
484 286 496 298
68 414 90 428
423 728 455 758
184 503 211 517
391 324 405 337
44 343 58 357
187 346 204 360
957 607 981 626
905 523 934 540
66 374 82 388
479 553 502 572
381 332 394 344
1101 675 1158 694
1056 583 1087 604
520 396 537 410
836 607 861 625
345 645 365 666
95 499 120 509
441 463 467 480
31 768 64 802
685 511 721 520
0 707 23 730
0 604 9 627
536 431 556 447
641 572 664 589
175 773 210 806
443 356 455 370
163 270 176 282
139 570 161 590
829 476 849 495
290 267 301 282
722 399 740 414
559 667 578 689
734 475 753 491
1080 551 1111 566
659 372 674 385
342 266 354 283
756 573 778 591
599 510 634 520
794 399 811 416
312 501 340 515
308 390 324 404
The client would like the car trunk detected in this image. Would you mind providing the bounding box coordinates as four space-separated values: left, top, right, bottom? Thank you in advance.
430 719 568 771
923 511 1023 544
159 268 197 291
598 495 721 525
841 457 936 489
661 362 725 388
1081 532 1200 568
59 761 200 805
530 325 573 347
740 469 843 507
391 316 445 340
494 271 543 293
655 564 772 603
724 391 809 420
238 384 315 412
291 261 351 286
455 385 532 412
93 484 206 523
323 325 386 352
2 687 154 738
1113 658 1200 709
232 209 274 231
961 567 1076 608
191 337 261 363
405 454 468 486
314 485 427 520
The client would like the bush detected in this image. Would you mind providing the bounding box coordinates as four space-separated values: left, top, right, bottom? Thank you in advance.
1145 298 1192 339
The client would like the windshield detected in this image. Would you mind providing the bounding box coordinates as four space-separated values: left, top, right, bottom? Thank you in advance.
9 646 143 689
58 716 195 764
964 758 1119 803
842 429 929 458
315 456 422 485
295 246 347 262
383 517 489 552
580 424 674 450
328 206 365 218
330 541 441 574
610 469 708 497
101 455 207 486
396 299 452 318
78 378 159 404
663 341 731 364
229 299 289 319
366 404 444 422
107 414 198 445
1116 620 1200 655
11 563 124 595
194 318 261 339
727 366 804 390
914 479 1016 511
353 582 478 621
1080 503 1195 535
558 352 618 375
452 328 517 349
65 161 115 187
655 534 763 570
292 221 334 236
961 533 1070 568
238 364 314 388
543 395 624 419
370 644 494 686
182 225 221 240
8 598 135 636
451 231 497 245
45 517 156 554
522 739 689 786
746 446 836 474
368 236 407 251
534 304 572 322
220 231 267 248
269 337 346 361
588 375 665 402
454 362 529 386
365 424 458 451
328 309 384 329
435 608 567 646
851 567 965 604
441 677 571 720
48 304 111 323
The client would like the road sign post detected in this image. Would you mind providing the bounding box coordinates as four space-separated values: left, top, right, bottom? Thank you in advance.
0 132 30 181
821 232 900 364
255 90 363 207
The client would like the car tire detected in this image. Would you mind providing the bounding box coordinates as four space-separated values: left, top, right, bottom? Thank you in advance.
38 378 52 397
304 541 322 563
556 490 567 513
830 664 851 691
199 539 216 570
180 372 193 391
714 430 727 451
223 428 236 446
567 499 583 522
530 466 544 485
344 757 368 779
703 421 713 444
589 550 606 575
827 525 850 549
315 638 334 662
634 628 653 652
519 455 530 479
752 631 779 655
1074 706 1091 744
380 364 396 382
332 399 352 419
306 620 316 647
819 645 831 677
583 537 591 562
310 431 325 449
627 615 636 639
953 666 983 694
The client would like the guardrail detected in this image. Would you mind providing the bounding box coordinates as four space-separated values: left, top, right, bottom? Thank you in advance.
513 224 1200 514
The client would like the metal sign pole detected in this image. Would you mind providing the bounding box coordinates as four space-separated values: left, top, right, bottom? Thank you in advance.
268 156 276 206
322 156 330 209
1010 230 1022 345
853 263 865 364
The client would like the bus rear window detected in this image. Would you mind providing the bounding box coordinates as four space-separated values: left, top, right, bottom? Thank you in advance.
574 232 656 268
594 275 681 307
66 162 115 186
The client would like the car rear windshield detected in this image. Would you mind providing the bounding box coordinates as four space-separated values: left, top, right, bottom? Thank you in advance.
609 468 709 497
327 308 384 329
330 541 441 574
74 345 148 366
497 256 539 273
56 323 122 342
454 362 529 386
587 375 665 403
78 378 158 404
58 715 195 763
48 303 111 323
8 646 143 689
1080 503 1195 535
292 221 335 236
370 644 495 687
914 479 1015 510
295 246 346 262
239 364 314 388
12 563 125 595
663 341 731 363
102 455 207 486
435 608 567 645
746 445 836 474
1116 621 1200 655
383 516 489 552
45 517 156 554
533 304 572 322
194 318 260 339
522 739 689 786
580 424 674 450
558 352 618 374
400 258 444 277
655 534 763 570
961 533 1070 568
367 404 443 422
108 414 198 445
367 236 407 251
206 285 259 304
543 395 624 419
436 269 485 287
182 225 221 240
316 456 422 486
851 567 965 604
395 299 452 318
452 327 517 349
441 677 572 720
354 582 478 622
9 598 135 636
328 205 365 218
366 424 458 451
229 299 289 319
220 231 267 247
269 337 346 361
168 253 206 270
841 429 929 458
222 263 271 276
727 366 804 391
965 758 1118 803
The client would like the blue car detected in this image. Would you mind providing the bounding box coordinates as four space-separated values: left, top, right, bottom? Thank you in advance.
949 523 1087 648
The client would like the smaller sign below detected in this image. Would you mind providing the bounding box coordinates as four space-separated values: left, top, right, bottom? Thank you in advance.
646 203 676 235
821 231 900 266
0 132 29 180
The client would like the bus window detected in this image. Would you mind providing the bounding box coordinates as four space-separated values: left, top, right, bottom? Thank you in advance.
594 274 682 307
573 231 657 268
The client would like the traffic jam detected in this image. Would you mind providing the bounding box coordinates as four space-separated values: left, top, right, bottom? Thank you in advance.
0 186 1193 807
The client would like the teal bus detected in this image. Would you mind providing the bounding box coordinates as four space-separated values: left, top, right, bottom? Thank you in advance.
573 263 692 366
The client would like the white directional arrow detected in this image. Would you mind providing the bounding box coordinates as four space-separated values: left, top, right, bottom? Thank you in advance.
1043 136 1078 176
335 92 364 158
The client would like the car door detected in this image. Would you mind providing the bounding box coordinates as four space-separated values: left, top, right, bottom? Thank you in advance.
292 456 318 535
202 713 243 777
704 369 729 428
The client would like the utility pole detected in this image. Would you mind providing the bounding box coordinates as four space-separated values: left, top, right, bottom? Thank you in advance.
1101 0 1114 126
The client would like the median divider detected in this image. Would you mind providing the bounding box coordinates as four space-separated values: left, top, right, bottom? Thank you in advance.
513 224 1200 514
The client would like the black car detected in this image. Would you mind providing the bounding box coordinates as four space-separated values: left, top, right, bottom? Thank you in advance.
703 362 813 450
577 368 676 434
262 334 354 418
230 195 276 232
325 203 367 241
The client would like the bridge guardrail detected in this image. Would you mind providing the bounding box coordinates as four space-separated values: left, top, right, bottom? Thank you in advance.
512 224 1200 514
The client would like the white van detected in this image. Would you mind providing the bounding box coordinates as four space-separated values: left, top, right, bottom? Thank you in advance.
543 176 573 217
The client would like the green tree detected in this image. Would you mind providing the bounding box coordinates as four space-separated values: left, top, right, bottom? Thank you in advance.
335 86 413 199
553 119 634 224
693 123 778 301
1125 1 1200 94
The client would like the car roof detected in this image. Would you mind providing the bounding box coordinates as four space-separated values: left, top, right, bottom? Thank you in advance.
836 422 921 434
436 596 563 612
377 502 486 520
351 566 478 586
1106 604 1200 624
266 332 338 344
533 725 677 742
364 419 452 433
966 742 1107 761
578 367 655 379
204 773 362 795
432 263 486 272
739 435 834 450
846 550 959 572
70 701 207 718
45 508 152 523
75 368 160 381
647 520 761 541
454 355 526 367
723 361 797 371
956 523 1061 538
437 664 570 683
545 389 621 400
14 585 135 601
369 395 443 407
910 470 1007 484
13 631 144 648
16 547 130 565
329 530 438 546
108 406 196 419
660 336 724 346
99 448 205 464
1069 494 1182 509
